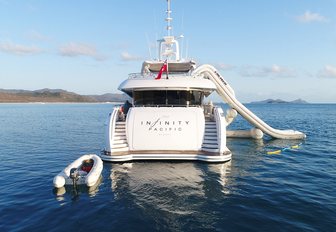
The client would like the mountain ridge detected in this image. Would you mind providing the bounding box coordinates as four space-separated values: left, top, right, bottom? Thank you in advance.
0 88 308 104
249 98 308 104
0 88 129 103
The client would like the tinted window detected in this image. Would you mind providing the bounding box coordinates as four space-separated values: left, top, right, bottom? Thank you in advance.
133 90 203 106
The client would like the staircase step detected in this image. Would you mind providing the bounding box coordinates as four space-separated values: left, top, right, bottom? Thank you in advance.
111 147 129 153
113 136 127 140
202 147 219 153
115 125 126 129
205 123 216 127
114 132 126 136
111 143 129 149
203 136 217 141
205 128 217 132
205 132 217 136
113 139 128 144
203 139 218 144
204 137 217 141
202 143 219 149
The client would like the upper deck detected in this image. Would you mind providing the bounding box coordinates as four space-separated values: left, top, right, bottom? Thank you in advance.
120 73 216 92
119 73 216 107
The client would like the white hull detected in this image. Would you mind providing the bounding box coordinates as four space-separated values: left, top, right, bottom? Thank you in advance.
101 151 231 163
103 106 232 163
53 154 103 188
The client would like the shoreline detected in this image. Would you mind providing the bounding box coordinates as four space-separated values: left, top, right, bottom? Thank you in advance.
0 102 334 105
0 102 123 104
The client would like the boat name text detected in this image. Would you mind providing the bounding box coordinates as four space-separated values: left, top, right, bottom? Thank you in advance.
140 119 190 132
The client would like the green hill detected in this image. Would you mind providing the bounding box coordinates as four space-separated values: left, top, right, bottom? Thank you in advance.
0 88 128 103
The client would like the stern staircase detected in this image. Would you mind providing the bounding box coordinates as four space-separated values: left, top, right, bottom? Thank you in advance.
110 121 129 152
202 121 219 153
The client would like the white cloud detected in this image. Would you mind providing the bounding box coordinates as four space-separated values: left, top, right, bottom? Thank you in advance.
215 63 235 71
27 30 50 42
267 64 292 75
296 11 328 23
120 51 142 61
59 42 106 61
240 64 295 78
318 65 336 78
0 41 42 55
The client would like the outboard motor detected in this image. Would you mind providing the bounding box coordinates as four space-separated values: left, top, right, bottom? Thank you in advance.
70 168 79 187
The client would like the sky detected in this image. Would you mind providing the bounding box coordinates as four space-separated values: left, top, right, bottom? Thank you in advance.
0 0 335 103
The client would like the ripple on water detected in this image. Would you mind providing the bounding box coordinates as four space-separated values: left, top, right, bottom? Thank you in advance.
0 104 335 232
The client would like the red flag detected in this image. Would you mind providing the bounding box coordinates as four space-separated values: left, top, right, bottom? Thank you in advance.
155 60 168 80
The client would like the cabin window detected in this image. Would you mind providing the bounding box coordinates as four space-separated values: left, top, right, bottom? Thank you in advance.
133 90 203 106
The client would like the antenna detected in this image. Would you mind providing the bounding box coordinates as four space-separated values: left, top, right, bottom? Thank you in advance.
155 33 159 60
180 11 184 60
157 0 181 61
180 35 184 60
166 0 172 36
145 33 152 60
185 39 189 60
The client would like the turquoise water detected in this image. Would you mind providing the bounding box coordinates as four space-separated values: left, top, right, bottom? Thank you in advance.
0 103 335 232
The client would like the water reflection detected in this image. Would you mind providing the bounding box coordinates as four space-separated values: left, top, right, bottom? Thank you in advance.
263 139 304 149
53 175 103 201
110 161 231 216
227 137 304 156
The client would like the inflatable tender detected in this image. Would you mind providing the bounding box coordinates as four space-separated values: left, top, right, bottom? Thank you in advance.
53 154 103 188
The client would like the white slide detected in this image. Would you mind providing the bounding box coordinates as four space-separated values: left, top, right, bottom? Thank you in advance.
193 64 306 140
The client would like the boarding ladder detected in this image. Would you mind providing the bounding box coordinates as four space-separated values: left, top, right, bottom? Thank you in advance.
201 121 219 153
110 121 129 152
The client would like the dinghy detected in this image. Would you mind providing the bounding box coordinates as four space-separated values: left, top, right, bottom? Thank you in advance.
53 154 103 188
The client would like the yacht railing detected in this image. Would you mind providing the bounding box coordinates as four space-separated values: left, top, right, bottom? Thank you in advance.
128 73 147 79
128 72 192 79
132 104 202 108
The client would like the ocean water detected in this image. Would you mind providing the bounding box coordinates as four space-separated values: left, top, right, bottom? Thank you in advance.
0 103 335 232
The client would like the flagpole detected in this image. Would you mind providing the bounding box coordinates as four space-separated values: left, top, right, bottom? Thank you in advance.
166 60 169 79
166 0 171 80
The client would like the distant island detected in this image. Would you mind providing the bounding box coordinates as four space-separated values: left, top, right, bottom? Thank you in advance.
249 98 308 104
0 88 130 103
0 88 309 104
